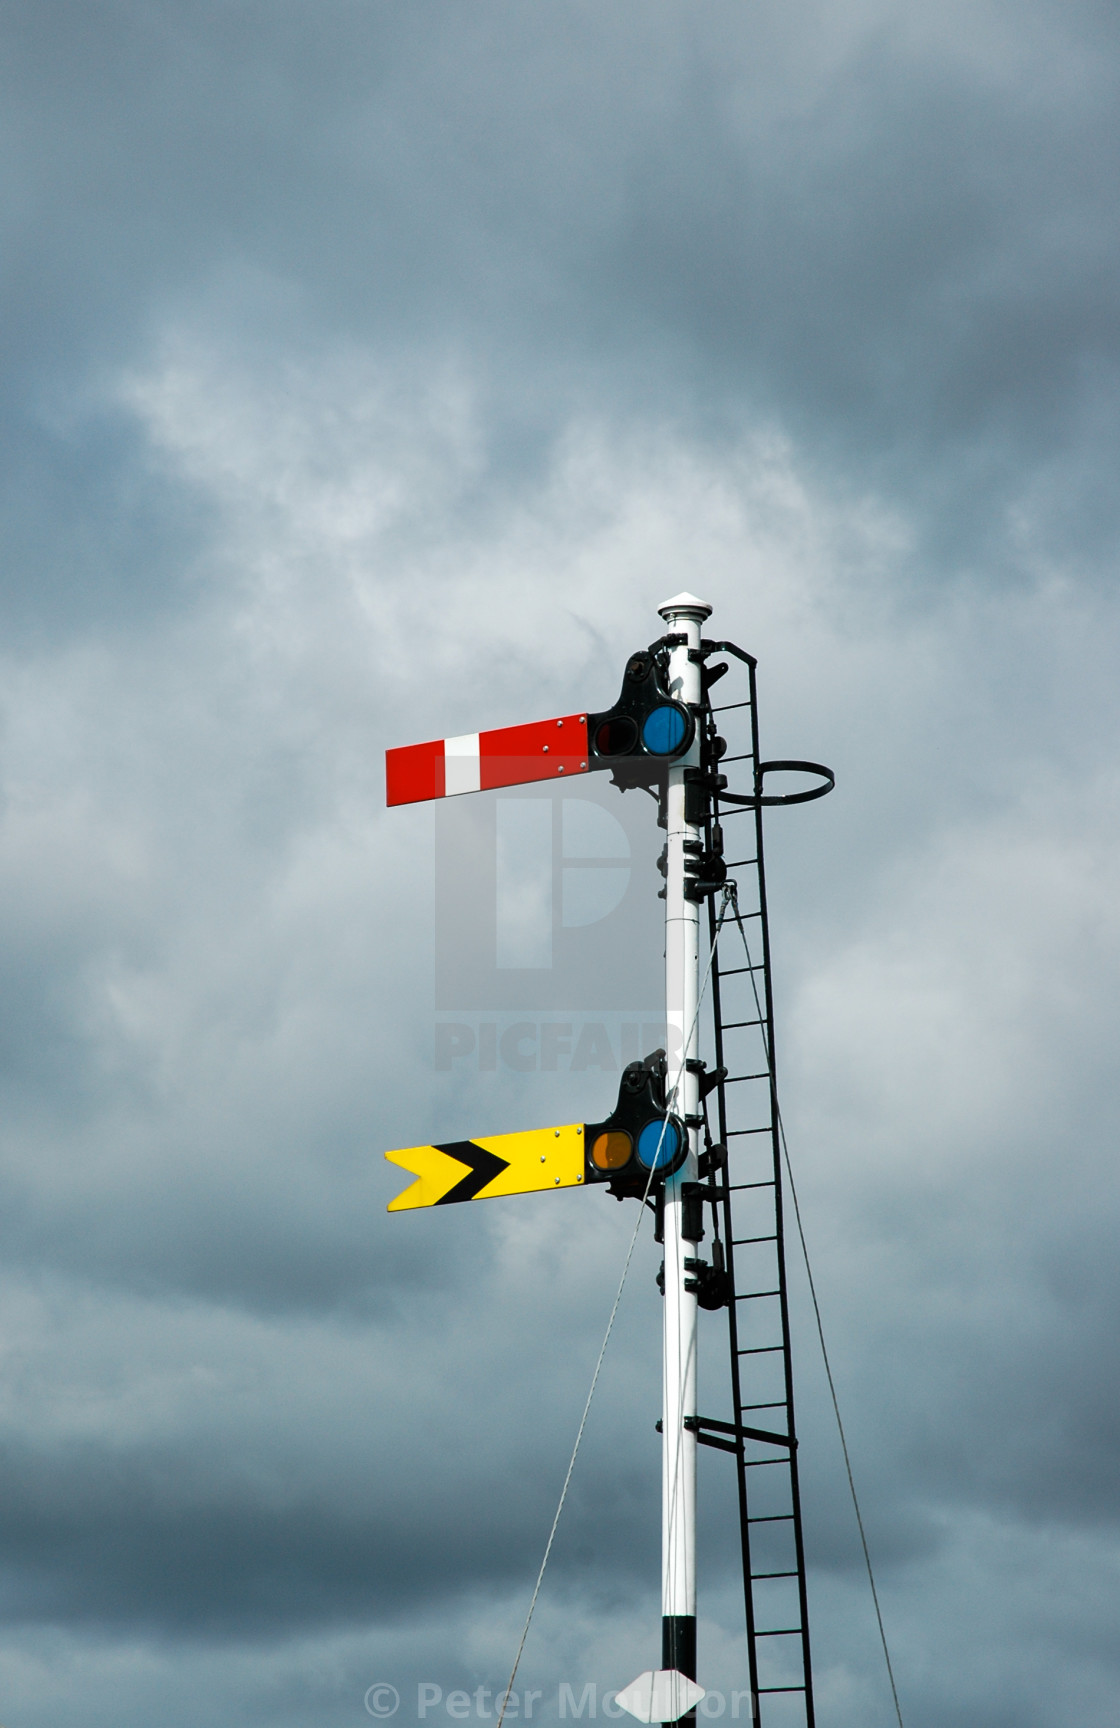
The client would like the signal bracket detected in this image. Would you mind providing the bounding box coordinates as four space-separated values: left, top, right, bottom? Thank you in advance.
683 1414 796 1450
680 1181 706 1243
698 1141 728 1178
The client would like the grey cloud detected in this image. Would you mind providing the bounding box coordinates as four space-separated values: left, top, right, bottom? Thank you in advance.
0 2 1117 1724
3 3 1118 614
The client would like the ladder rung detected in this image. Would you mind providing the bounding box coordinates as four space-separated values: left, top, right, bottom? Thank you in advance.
722 1017 764 1031
720 752 753 764
757 1687 806 1695
726 1133 773 1144
756 1628 803 1637
736 1289 780 1301
718 964 766 977
740 1401 785 1411
725 1071 770 1084
747 1513 794 1524
712 700 753 714
743 1458 783 1468
737 1345 784 1355
724 858 758 869
732 1234 777 1245
729 1179 775 1191
751 1570 798 1579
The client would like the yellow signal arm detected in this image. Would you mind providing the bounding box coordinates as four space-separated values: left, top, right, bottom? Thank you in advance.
385 1123 587 1211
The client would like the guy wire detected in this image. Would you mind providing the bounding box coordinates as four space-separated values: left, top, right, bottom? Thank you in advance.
495 889 736 1728
727 892 905 1728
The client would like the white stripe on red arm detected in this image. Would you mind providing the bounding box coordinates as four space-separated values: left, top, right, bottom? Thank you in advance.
386 714 589 807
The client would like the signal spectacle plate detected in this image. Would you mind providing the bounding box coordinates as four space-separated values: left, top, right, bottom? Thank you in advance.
594 715 639 756
591 1130 633 1171
636 1118 682 1170
641 705 689 756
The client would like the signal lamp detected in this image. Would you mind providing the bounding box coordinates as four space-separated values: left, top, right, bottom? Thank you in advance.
641 705 689 756
584 1051 688 1198
594 715 639 756
588 648 695 781
636 1117 681 1169
591 1130 633 1171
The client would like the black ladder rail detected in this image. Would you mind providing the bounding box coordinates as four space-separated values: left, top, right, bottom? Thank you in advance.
707 898 764 1728
701 659 817 1728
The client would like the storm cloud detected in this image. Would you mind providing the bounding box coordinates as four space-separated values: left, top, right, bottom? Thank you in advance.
0 2 1117 1725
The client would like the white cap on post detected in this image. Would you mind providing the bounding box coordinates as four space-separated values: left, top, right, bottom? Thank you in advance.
657 592 713 624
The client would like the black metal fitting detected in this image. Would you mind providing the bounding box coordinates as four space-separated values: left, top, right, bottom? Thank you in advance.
681 1181 705 1243
683 1254 732 1311
589 646 696 790
683 767 728 826
698 1141 728 1178
682 830 729 902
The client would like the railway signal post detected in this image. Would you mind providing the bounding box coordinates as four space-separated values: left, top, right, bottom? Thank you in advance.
383 595 834 1727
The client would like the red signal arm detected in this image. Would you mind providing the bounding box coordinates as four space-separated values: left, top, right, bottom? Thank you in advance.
386 713 591 807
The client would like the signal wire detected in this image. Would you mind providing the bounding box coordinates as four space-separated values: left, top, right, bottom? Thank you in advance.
727 894 906 1728
495 888 736 1728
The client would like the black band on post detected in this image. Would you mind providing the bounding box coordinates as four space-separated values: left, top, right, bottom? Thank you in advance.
662 1614 697 1724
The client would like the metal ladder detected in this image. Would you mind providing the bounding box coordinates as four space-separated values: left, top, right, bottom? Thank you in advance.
691 651 817 1728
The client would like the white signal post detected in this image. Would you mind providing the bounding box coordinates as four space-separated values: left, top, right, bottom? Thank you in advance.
384 591 732 1718
658 591 712 1697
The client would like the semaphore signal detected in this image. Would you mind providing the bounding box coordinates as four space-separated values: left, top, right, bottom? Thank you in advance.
385 640 701 806
386 1049 687 1210
383 595 833 1728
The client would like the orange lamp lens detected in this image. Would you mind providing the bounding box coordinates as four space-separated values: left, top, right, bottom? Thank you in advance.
591 1131 633 1171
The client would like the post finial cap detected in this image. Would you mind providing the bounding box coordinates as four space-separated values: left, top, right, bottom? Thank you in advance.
657 591 713 624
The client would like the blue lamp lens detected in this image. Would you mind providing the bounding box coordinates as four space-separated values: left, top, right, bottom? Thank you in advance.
641 705 688 755
636 1118 681 1170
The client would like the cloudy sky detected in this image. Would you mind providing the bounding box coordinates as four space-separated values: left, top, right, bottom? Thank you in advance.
2 2 1119 1724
